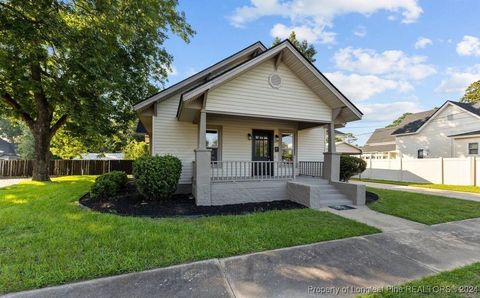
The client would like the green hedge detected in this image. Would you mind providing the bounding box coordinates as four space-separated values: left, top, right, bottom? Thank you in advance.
90 171 128 199
133 155 182 200
340 155 366 182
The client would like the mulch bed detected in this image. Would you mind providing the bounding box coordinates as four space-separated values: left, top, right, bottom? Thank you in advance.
366 191 379 204
79 182 305 218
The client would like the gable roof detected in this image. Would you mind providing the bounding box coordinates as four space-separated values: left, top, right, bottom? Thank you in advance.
180 39 362 121
366 127 397 144
134 41 267 111
391 108 439 135
362 143 396 153
392 101 480 136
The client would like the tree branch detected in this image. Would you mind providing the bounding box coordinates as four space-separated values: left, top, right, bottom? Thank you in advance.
50 114 68 137
1 92 35 129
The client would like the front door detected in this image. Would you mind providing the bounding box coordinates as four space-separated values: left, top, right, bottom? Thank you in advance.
252 130 274 176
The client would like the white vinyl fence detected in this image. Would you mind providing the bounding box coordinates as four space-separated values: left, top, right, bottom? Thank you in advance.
357 157 478 186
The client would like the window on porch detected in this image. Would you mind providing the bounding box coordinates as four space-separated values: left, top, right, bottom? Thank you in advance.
281 133 294 161
206 129 219 161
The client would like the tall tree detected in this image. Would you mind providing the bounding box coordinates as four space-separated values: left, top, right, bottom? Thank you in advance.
386 112 412 128
273 31 317 62
0 1 194 180
461 80 480 103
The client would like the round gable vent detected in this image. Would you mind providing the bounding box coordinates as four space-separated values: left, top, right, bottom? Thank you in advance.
268 73 282 89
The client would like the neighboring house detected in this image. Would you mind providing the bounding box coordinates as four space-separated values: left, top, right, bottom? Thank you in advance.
361 109 438 159
361 127 398 159
75 153 125 160
0 138 19 160
134 40 365 206
335 130 361 155
394 101 480 159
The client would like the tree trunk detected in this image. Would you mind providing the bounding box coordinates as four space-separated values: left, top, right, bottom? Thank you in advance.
32 122 52 181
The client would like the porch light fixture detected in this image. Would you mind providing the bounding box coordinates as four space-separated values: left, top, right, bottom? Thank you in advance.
275 134 279 142
248 133 252 140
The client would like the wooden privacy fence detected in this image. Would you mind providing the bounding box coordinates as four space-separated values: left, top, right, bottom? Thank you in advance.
0 160 133 178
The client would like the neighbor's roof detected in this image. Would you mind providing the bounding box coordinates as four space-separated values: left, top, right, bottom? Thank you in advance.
365 127 397 145
448 130 480 138
449 101 480 116
362 143 396 153
136 121 147 134
391 108 439 135
0 138 17 156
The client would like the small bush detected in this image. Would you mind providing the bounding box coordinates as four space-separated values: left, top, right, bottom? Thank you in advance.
340 155 366 182
90 171 128 199
133 155 182 200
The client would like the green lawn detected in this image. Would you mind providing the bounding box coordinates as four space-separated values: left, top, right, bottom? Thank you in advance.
0 176 379 294
355 178 480 193
368 187 480 225
361 262 480 297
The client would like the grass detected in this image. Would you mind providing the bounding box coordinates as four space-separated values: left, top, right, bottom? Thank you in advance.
361 262 480 297
368 187 480 225
0 176 379 294
354 178 480 194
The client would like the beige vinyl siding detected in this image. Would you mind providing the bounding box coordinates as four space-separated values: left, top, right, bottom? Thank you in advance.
298 127 326 161
397 104 480 158
206 59 332 122
153 95 197 184
207 114 298 162
453 137 480 157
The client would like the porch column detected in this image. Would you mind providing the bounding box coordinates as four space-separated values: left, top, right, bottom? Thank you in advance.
323 121 341 182
194 109 212 205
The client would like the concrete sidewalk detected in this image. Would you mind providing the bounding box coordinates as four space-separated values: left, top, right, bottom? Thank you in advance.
0 178 29 189
322 205 426 232
352 180 480 202
6 218 480 298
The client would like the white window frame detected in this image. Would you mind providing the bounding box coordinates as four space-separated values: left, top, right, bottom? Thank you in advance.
206 126 222 162
468 142 478 155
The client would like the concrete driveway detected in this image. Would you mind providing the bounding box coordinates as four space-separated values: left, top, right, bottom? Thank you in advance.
6 218 480 298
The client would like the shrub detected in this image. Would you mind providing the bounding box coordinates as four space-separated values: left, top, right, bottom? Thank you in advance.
133 154 182 200
340 155 366 182
123 140 149 160
90 171 128 199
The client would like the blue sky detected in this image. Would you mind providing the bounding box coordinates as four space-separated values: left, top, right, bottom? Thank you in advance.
163 0 480 144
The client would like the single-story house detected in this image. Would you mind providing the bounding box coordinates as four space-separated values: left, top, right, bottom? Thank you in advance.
394 101 480 158
0 138 19 160
361 109 438 159
335 130 362 155
134 40 366 207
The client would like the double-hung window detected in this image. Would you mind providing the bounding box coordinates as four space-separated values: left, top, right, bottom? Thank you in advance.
281 133 294 162
468 142 478 155
206 129 219 161
417 149 424 159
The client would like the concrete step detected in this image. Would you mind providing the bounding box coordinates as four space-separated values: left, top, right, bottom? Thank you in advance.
317 199 353 207
318 193 350 201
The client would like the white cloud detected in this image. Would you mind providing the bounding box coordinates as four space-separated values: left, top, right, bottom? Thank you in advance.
167 65 178 76
353 26 367 37
414 37 432 49
456 35 480 56
230 0 422 44
270 23 335 44
334 47 436 80
435 65 480 94
324 72 413 101
357 101 422 122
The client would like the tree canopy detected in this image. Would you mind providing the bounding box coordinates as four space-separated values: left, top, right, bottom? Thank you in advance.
273 31 317 62
386 112 412 128
0 0 194 180
461 80 480 103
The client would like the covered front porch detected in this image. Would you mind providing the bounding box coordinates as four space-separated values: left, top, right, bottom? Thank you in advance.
190 109 344 206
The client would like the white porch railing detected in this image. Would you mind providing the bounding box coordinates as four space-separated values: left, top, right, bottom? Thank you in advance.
298 161 324 177
211 161 295 182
